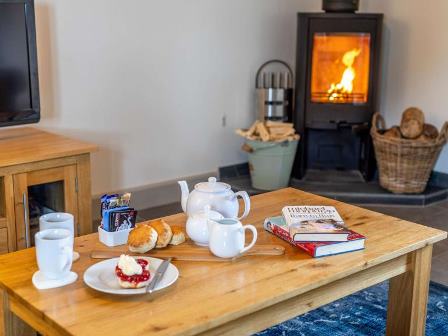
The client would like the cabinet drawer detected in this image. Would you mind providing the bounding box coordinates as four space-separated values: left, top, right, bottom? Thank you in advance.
0 228 8 254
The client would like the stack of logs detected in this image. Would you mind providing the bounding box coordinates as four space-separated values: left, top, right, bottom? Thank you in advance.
383 107 439 142
235 120 300 142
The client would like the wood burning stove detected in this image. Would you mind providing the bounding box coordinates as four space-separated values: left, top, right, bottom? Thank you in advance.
292 6 382 180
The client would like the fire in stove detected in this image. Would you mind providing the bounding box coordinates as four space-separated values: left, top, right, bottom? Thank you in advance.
327 48 361 102
310 33 370 104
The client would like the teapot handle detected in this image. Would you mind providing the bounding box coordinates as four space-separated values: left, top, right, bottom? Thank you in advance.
239 225 257 255
235 191 250 220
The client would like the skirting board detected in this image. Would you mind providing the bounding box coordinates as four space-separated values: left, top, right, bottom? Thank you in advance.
430 171 448 188
91 171 215 220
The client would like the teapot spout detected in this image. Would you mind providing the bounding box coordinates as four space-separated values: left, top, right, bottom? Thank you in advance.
177 180 189 213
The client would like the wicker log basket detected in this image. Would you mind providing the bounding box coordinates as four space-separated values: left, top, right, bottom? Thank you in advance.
371 113 448 194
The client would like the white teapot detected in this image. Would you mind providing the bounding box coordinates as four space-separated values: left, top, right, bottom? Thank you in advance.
178 177 250 219
186 205 224 246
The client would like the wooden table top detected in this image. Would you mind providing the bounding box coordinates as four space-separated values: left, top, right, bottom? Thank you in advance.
0 188 445 336
0 127 98 167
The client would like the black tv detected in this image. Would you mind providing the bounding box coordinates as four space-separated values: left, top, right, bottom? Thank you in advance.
0 0 40 127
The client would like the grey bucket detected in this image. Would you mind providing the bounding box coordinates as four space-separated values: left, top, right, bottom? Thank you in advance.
244 139 299 190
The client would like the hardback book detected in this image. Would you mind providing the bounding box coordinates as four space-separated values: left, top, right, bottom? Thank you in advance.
264 216 365 258
282 205 349 242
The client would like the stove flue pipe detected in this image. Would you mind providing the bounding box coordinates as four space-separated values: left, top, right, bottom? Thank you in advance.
322 0 359 13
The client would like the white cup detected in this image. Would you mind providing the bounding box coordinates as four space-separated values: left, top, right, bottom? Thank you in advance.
208 218 258 258
39 213 74 235
39 213 79 261
35 229 73 280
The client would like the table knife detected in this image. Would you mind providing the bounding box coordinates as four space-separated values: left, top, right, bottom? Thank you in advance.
146 258 172 294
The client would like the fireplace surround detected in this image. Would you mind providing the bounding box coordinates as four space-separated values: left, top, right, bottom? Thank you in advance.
292 9 383 180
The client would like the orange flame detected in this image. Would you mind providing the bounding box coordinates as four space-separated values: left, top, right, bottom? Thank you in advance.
328 48 361 102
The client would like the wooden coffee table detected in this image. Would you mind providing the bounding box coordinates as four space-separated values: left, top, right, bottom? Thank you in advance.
0 188 445 336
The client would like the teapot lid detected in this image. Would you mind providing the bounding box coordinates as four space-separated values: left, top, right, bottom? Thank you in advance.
194 177 230 193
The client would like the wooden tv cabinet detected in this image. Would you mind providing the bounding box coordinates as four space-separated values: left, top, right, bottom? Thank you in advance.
0 127 97 253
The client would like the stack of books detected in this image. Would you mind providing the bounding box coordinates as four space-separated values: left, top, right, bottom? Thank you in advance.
264 206 365 258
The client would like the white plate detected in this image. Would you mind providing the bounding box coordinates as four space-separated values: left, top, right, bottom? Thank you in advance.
83 257 179 295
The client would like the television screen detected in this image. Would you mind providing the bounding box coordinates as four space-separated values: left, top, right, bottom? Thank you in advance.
0 0 40 127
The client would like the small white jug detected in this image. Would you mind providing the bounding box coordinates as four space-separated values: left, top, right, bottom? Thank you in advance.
208 218 257 258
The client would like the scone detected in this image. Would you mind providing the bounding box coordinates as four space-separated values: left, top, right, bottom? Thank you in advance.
169 226 186 245
150 219 173 248
127 224 158 253
135 221 149 228
115 255 151 289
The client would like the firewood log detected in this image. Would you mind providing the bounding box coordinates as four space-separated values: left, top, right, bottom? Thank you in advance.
265 121 294 128
270 134 288 141
246 121 260 137
383 126 402 139
256 122 270 142
235 129 248 137
241 143 254 153
400 107 424 139
422 123 439 139
235 120 299 142
415 134 433 142
268 127 296 137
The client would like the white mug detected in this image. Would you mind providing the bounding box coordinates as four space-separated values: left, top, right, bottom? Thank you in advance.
39 213 74 235
35 229 73 280
208 218 257 258
39 213 79 261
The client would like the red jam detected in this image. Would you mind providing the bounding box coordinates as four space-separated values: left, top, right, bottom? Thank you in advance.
115 259 150 284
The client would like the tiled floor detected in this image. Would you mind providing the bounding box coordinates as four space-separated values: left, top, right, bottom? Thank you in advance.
134 199 448 286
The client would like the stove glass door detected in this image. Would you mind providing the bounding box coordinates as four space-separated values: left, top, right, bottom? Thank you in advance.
310 33 371 105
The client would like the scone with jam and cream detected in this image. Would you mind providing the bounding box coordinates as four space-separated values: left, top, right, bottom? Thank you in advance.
115 254 151 289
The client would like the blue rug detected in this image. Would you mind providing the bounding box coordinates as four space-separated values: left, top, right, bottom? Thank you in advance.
256 281 448 336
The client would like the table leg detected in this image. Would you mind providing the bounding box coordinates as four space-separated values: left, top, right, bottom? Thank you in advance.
76 153 93 235
386 245 433 336
1 289 35 336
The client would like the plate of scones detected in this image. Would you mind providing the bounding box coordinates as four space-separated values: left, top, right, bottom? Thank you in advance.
83 254 179 295
84 219 184 294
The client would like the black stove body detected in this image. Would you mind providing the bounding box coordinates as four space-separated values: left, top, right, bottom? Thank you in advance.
292 11 383 180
